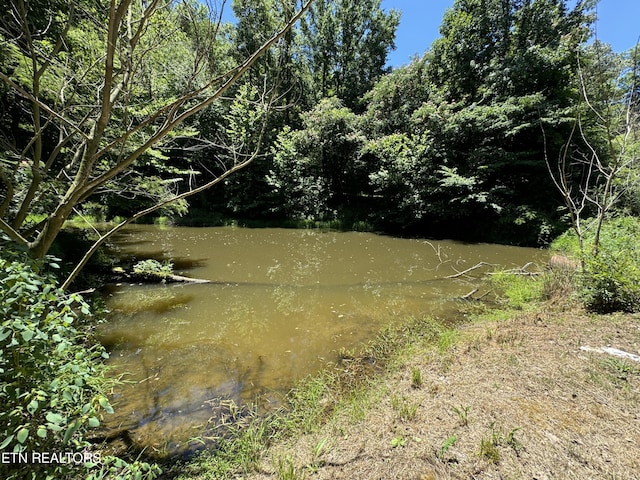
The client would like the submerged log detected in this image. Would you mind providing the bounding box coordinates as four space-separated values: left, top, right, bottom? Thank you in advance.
119 270 211 284
164 273 210 284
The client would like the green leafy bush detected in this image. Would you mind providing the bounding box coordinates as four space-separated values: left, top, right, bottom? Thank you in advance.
268 97 366 221
0 245 160 479
132 259 174 279
552 217 640 313
581 218 640 313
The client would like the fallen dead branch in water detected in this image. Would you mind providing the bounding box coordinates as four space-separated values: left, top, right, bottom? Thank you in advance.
164 273 211 284
446 261 541 280
461 288 479 300
459 288 491 301
489 261 541 276
121 271 211 284
445 262 496 278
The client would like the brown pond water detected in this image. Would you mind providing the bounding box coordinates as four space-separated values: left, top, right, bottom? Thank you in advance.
98 225 544 456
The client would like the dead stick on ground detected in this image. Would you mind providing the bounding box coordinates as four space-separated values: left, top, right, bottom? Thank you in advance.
580 346 640 363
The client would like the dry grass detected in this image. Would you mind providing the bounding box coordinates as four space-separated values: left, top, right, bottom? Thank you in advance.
244 309 640 480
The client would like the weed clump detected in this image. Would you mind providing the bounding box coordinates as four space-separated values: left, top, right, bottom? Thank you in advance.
132 259 174 280
490 270 545 310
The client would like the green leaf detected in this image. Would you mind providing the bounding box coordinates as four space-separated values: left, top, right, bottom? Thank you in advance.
27 399 39 414
21 329 34 342
98 396 114 414
16 428 29 444
0 329 11 341
0 435 14 449
37 427 47 439
88 417 100 427
45 412 64 425
46 423 63 432
63 420 80 444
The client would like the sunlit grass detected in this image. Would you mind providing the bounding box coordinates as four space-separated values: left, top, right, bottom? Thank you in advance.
490 270 545 310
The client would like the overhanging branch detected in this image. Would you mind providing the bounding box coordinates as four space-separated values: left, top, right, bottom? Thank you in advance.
0 217 30 247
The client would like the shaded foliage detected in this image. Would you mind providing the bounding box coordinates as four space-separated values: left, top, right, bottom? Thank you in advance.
268 97 366 218
0 240 160 479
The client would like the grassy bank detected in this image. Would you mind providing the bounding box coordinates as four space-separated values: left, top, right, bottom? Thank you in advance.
240 308 639 480
168 269 640 479
165 316 458 479
47 216 640 478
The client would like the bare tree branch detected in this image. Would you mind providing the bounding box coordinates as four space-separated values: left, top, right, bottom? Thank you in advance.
544 41 640 259
0 0 313 261
445 262 496 279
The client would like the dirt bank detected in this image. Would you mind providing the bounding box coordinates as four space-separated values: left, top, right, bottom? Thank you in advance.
246 309 640 479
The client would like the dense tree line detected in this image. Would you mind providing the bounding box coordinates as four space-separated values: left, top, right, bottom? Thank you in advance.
1 0 638 264
198 0 638 246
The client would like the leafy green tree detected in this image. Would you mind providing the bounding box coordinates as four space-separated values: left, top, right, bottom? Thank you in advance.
357 0 596 243
268 97 366 219
207 0 312 218
0 0 312 287
429 0 591 103
365 132 439 229
361 55 431 137
300 0 399 111
616 45 640 215
233 0 280 81
422 0 593 243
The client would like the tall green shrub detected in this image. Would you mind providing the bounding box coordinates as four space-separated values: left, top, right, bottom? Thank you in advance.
0 245 159 479
269 97 367 220
580 218 640 313
552 217 640 313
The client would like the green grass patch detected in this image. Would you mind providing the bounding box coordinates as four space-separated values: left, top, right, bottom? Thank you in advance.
490 270 545 310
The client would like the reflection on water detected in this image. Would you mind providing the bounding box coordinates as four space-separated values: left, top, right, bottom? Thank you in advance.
99 226 543 455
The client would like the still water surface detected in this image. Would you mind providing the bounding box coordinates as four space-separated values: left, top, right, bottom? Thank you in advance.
99 225 543 454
